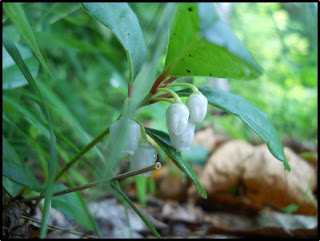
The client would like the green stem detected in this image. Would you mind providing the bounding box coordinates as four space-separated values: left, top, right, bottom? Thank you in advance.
157 88 182 104
135 119 147 140
163 83 200 94
111 183 162 238
54 127 110 182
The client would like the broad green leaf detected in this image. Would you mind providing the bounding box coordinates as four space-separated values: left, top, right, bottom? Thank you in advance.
51 184 95 230
163 3 262 79
3 3 52 76
145 128 207 199
3 136 43 192
177 87 291 171
3 35 56 238
82 3 146 82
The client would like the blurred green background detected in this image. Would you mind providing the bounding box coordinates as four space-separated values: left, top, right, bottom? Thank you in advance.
3 2 317 187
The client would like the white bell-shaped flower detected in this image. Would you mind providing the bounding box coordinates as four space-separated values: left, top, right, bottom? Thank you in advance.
186 93 208 123
166 103 189 135
130 141 157 177
109 119 141 155
169 120 195 152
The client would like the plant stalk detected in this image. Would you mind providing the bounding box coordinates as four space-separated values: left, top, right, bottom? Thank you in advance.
162 83 200 93
54 127 110 182
15 162 162 205
157 88 182 104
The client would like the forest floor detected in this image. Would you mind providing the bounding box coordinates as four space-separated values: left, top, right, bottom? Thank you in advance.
3 127 318 238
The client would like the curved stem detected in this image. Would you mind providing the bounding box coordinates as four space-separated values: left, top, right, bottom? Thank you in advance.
157 88 182 104
162 83 200 93
134 119 147 140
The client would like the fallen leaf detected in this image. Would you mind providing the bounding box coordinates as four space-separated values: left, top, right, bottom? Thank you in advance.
188 140 317 215
242 145 317 215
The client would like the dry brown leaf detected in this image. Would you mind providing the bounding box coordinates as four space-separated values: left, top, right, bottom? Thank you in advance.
243 145 317 216
192 126 229 151
188 140 317 216
153 164 191 202
198 140 255 193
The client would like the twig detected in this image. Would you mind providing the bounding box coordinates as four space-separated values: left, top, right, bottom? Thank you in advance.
14 162 162 205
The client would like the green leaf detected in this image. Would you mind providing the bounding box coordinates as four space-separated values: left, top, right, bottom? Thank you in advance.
82 3 146 82
164 3 262 79
3 136 43 192
3 3 52 76
3 35 56 238
177 87 291 171
3 25 21 42
35 80 106 164
145 128 207 199
135 176 147 207
282 204 299 213
111 182 162 238
3 177 23 197
51 184 95 230
3 44 39 89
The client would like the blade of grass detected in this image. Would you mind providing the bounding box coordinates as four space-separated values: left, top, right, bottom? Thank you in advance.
36 80 106 166
4 95 97 178
112 182 133 238
111 182 162 238
3 114 49 179
3 35 56 238
61 175 102 237
54 127 109 182
3 3 52 77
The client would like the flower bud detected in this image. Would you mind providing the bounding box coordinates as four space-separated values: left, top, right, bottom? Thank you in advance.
169 120 195 152
109 119 141 155
130 141 157 176
186 93 208 123
166 103 189 135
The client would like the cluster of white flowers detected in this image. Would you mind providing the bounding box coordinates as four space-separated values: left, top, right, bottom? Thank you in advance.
110 120 157 176
166 92 208 152
109 89 208 175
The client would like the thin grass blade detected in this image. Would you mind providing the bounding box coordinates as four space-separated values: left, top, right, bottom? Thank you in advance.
3 35 56 238
3 3 52 76
111 182 162 238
